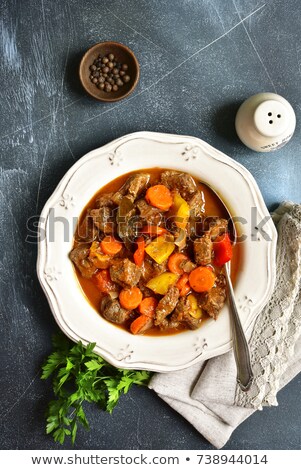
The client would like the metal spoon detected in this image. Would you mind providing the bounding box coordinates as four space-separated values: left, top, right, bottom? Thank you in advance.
224 261 253 391
203 184 253 391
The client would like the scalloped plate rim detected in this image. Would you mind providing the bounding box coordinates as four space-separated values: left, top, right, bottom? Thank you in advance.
37 131 277 372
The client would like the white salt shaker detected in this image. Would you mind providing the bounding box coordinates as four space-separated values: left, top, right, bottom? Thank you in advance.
235 92 296 152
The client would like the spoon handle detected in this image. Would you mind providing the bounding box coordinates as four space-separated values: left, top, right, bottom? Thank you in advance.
224 263 254 391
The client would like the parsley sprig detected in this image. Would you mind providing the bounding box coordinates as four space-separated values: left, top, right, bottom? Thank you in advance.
41 333 152 444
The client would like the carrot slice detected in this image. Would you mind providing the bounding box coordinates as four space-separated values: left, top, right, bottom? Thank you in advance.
101 236 122 256
133 236 145 267
168 253 189 275
130 315 152 335
189 267 216 293
179 283 191 297
138 297 158 317
119 287 143 310
176 273 191 296
141 225 167 237
145 185 173 211
176 273 189 290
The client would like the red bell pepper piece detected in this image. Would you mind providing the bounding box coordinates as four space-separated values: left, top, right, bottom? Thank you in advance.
213 232 233 266
93 269 116 293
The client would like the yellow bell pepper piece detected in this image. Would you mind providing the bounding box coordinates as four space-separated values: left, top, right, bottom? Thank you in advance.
173 192 185 212
146 272 179 295
176 201 190 229
187 294 203 319
172 193 190 229
145 235 175 264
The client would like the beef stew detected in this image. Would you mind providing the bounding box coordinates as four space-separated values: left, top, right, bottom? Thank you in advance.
70 169 238 335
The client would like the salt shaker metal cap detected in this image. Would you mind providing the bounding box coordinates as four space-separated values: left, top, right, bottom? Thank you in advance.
235 92 296 152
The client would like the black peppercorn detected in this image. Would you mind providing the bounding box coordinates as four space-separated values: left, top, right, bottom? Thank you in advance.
89 53 131 94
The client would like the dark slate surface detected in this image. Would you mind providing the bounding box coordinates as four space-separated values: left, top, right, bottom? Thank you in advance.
0 0 300 450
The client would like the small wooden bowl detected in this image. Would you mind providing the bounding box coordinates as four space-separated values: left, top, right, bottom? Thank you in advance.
79 42 140 102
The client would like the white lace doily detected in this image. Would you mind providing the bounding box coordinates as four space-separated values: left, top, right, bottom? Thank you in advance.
235 202 301 409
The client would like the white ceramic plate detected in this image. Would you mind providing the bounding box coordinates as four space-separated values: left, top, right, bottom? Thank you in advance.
37 131 277 372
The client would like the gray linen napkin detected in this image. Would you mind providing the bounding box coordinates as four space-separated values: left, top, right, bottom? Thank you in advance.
149 202 301 449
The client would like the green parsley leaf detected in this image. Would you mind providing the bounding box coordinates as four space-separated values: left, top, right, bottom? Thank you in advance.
84 359 103 371
41 332 152 444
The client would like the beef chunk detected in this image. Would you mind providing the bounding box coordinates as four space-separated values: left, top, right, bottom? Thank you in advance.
138 282 154 298
127 173 150 199
152 258 168 276
155 286 180 326
111 191 124 205
136 199 163 225
161 171 197 199
202 274 227 319
173 297 202 330
95 193 116 208
140 259 156 283
139 260 157 297
194 235 213 265
75 214 98 242
183 312 202 330
156 317 177 330
204 217 228 240
112 174 150 204
69 244 97 278
110 258 141 287
90 207 115 234
116 196 137 244
172 297 190 321
186 216 204 239
189 191 205 217
101 297 130 324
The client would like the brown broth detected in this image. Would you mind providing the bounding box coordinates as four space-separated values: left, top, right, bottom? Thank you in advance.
72 168 241 335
